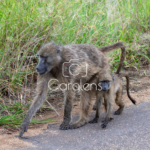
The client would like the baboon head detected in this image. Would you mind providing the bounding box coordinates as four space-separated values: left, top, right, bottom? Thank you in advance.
99 80 111 91
36 43 61 75
98 72 113 92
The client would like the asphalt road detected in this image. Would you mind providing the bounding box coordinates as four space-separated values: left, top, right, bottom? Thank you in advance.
16 102 150 150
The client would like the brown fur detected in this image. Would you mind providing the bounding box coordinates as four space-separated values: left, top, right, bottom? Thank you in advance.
93 42 126 110
89 72 136 128
19 42 126 137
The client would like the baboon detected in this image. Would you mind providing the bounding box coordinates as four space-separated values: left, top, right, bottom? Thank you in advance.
92 44 126 110
19 42 126 137
89 72 136 128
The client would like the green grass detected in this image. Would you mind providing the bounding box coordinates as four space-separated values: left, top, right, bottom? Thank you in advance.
0 102 53 127
0 0 150 128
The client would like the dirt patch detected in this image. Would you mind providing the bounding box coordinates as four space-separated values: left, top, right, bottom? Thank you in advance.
0 133 36 150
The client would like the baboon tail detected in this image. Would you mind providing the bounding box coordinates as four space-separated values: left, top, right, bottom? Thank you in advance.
119 73 136 105
99 42 126 74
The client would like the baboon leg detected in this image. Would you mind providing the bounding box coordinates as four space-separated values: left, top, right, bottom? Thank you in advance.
102 95 113 123
114 90 125 115
59 90 74 130
93 96 103 110
103 98 107 112
101 97 113 128
89 95 103 124
69 91 91 129
101 100 107 123
19 73 50 137
20 94 46 137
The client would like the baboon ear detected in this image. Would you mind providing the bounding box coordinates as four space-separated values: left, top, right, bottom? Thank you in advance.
56 46 61 55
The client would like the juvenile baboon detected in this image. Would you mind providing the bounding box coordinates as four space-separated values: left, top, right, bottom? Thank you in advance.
19 42 126 137
92 43 126 110
89 72 136 128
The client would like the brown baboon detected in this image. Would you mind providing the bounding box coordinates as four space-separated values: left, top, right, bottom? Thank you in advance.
89 72 136 128
19 42 126 137
92 43 126 110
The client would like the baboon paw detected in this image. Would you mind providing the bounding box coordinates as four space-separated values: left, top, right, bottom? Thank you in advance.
19 123 29 137
59 126 70 130
101 123 107 128
101 120 108 128
109 117 114 121
59 122 70 130
114 110 121 115
89 118 98 124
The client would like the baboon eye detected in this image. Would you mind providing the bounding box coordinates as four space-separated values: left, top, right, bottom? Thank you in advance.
101 81 109 83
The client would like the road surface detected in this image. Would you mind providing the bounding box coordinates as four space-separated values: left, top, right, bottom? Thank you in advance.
16 102 150 150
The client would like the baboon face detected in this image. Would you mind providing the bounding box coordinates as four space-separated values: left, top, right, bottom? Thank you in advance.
98 72 112 91
36 43 61 75
99 80 111 92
